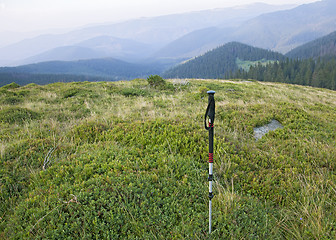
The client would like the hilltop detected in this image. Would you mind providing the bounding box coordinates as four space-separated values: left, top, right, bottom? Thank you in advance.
160 37 336 90
1 79 335 239
163 42 285 79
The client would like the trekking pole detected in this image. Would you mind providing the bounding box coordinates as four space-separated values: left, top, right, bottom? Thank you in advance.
204 90 215 234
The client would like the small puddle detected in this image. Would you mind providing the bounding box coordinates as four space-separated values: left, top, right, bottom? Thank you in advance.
254 119 284 140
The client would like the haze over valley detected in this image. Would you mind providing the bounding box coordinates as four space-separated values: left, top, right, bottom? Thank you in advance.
0 0 335 90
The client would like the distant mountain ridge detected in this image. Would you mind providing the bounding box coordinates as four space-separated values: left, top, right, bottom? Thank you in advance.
230 0 336 53
153 0 336 60
2 32 336 90
1 1 336 89
2 29 336 85
151 27 232 60
0 3 296 66
286 30 336 59
2 1 334 66
19 36 153 65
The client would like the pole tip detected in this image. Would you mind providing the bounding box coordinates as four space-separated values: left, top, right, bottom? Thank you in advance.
207 90 216 95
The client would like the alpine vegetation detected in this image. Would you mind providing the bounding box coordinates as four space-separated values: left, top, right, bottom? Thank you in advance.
0 78 335 239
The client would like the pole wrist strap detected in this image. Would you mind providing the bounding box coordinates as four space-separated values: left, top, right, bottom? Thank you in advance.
204 96 215 130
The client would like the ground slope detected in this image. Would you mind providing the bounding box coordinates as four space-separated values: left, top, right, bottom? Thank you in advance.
0 79 335 239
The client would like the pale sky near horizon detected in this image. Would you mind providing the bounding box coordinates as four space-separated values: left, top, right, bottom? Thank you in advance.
0 0 321 33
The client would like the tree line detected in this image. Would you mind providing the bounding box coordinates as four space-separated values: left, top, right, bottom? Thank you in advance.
234 57 336 90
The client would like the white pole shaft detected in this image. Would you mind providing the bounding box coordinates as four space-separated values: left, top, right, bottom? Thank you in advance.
209 199 212 234
209 162 213 234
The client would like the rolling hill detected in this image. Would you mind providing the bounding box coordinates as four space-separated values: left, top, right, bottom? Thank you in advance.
0 58 169 86
18 36 154 65
162 42 285 79
1 79 335 239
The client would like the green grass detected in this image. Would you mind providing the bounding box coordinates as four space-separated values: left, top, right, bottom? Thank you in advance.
0 79 335 239
236 58 276 71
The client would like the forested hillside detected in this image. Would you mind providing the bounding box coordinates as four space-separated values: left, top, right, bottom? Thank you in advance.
0 58 168 86
0 58 165 78
235 57 336 90
235 31 336 91
163 42 285 79
286 30 336 59
169 33 336 91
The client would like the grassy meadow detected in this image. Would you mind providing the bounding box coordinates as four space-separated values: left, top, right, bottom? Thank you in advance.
236 58 275 71
0 78 335 239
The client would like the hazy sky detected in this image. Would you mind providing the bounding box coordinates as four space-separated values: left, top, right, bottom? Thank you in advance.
0 0 321 33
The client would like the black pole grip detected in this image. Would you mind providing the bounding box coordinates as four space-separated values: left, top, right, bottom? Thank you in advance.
205 90 215 161
209 126 214 155
204 90 215 131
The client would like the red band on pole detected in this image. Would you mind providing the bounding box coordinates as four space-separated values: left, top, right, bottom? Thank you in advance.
209 153 213 163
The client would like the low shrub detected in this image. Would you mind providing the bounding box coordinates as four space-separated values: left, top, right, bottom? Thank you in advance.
120 87 149 97
1 96 24 105
1 80 335 239
71 121 108 144
1 82 20 90
0 107 39 124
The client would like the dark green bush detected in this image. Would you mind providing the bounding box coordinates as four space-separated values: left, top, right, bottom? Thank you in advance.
147 75 166 89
